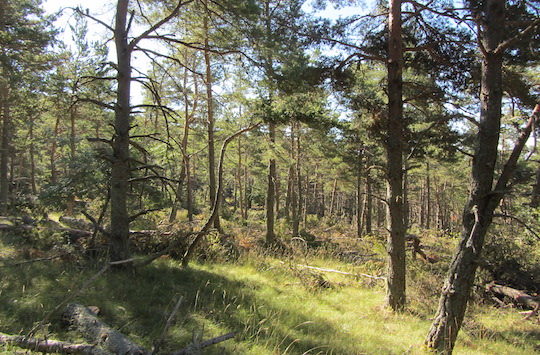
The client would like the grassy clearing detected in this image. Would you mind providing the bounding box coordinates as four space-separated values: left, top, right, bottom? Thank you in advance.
0 231 539 354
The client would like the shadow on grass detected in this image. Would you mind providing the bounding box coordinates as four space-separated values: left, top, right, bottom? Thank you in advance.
0 254 385 354
1 230 538 355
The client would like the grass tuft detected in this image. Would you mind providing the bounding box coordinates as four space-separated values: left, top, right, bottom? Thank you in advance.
1 232 538 354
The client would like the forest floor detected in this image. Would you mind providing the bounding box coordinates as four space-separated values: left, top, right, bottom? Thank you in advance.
0 221 539 354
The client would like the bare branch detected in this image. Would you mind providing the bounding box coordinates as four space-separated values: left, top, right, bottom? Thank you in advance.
75 97 115 111
129 208 162 222
129 0 194 50
72 6 114 32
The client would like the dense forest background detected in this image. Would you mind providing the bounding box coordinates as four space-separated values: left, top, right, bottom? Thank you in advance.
0 0 539 354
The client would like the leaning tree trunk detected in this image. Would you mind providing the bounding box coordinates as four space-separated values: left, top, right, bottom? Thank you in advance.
109 0 132 262
425 1 504 351
385 0 406 311
426 1 540 351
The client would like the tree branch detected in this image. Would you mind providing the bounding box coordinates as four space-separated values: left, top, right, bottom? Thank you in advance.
129 0 194 50
493 213 540 240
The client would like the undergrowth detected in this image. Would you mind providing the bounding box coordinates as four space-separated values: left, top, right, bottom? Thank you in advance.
0 228 538 354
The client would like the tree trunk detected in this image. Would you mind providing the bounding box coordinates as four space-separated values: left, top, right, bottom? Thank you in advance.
302 166 309 228
109 0 132 262
365 173 373 234
182 123 260 267
237 137 245 220
385 0 406 311
329 176 337 217
426 161 432 228
29 118 37 194
70 104 77 160
0 83 10 214
356 155 364 238
425 2 539 352
203 5 221 232
50 115 60 185
318 173 325 218
265 122 277 243
531 162 540 208
243 164 249 219
169 67 193 223
296 124 303 234
285 164 293 219
403 159 409 229
291 123 301 236
186 156 193 222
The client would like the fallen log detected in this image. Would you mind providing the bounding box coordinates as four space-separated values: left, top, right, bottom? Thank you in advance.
0 332 107 354
0 253 65 268
63 303 147 355
486 282 540 310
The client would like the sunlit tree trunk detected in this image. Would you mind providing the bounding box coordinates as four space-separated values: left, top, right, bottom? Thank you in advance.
425 1 537 352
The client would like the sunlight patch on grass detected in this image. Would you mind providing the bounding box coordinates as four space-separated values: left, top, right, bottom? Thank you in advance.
1 243 538 354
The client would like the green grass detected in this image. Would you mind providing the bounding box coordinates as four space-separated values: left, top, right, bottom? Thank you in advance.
0 233 538 354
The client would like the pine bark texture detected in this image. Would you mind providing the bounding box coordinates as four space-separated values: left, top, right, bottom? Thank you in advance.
426 1 539 352
110 0 132 262
64 303 146 354
385 0 406 311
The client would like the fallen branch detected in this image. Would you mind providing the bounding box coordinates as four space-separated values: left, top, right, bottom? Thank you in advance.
279 261 386 280
0 254 64 268
170 332 236 355
0 332 107 354
153 296 184 354
64 303 147 355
